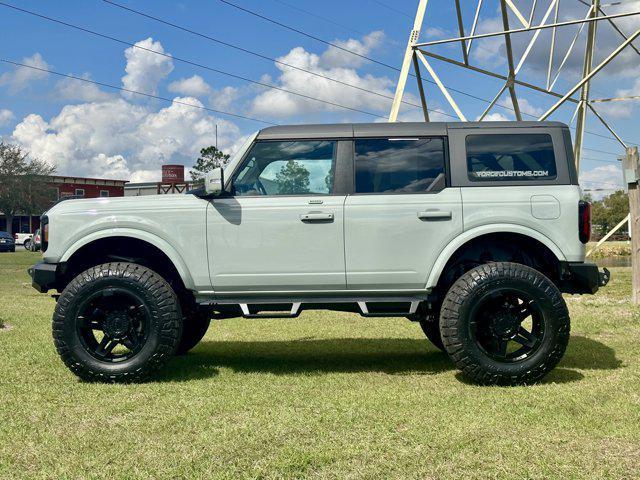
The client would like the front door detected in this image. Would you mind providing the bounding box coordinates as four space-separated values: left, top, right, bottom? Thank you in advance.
207 139 347 293
344 136 463 291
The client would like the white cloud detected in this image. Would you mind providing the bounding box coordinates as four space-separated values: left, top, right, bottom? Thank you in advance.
0 53 49 93
580 164 623 199
121 38 174 97
320 31 385 68
209 86 240 111
250 32 398 119
11 97 240 180
168 75 211 97
0 109 15 126
54 74 114 103
482 112 511 122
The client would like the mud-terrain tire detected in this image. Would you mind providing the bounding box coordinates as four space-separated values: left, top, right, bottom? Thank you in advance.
52 262 182 382
176 311 211 355
440 262 570 386
419 317 445 352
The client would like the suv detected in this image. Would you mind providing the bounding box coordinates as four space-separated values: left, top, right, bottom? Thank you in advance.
29 122 609 385
14 232 34 249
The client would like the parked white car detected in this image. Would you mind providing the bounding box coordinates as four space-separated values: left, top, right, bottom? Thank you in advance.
13 232 33 248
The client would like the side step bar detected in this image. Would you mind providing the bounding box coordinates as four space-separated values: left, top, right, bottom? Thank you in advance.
224 299 421 319
239 302 302 319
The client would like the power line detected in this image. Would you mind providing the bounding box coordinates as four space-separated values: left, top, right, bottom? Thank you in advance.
101 0 457 119
0 58 278 125
581 156 621 164
580 179 623 188
369 0 413 19
0 2 397 120
270 0 363 35
216 0 640 146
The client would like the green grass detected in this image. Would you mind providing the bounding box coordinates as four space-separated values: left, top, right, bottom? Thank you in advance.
1 251 639 479
587 240 631 258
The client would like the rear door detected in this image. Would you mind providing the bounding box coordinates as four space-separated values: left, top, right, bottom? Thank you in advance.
344 135 463 291
207 139 350 293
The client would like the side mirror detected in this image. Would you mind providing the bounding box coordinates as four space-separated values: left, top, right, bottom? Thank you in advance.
205 167 225 196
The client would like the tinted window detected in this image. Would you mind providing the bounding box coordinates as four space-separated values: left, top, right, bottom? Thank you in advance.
0 232 11 239
466 134 557 182
355 137 446 193
233 140 335 196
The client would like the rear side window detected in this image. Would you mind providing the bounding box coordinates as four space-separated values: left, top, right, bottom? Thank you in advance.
466 134 557 182
355 137 446 193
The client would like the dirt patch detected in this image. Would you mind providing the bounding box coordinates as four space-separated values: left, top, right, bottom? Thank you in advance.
0 323 12 332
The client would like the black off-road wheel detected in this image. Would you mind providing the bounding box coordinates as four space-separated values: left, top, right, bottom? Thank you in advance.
52 262 182 382
440 262 570 386
419 317 445 352
409 303 445 351
176 311 211 355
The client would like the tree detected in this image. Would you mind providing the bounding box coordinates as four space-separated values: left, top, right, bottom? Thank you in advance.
191 146 230 182
0 142 56 235
276 160 310 194
591 190 629 236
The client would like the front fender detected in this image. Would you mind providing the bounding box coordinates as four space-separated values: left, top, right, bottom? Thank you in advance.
425 224 566 289
59 228 196 291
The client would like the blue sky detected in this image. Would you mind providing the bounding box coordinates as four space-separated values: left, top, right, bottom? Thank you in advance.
0 0 638 191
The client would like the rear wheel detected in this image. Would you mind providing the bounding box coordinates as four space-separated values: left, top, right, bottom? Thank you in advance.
24 239 31 250
176 311 211 355
440 262 569 386
52 262 182 382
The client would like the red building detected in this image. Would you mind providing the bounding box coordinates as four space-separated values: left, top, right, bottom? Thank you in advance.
51 175 127 201
0 175 127 234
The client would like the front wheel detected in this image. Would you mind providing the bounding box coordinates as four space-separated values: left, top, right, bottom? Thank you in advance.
440 262 570 386
52 262 183 382
176 311 211 355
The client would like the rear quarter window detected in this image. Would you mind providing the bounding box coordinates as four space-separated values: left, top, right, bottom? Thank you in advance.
466 134 557 182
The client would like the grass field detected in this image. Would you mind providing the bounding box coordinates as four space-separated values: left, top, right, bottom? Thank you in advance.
587 241 631 259
1 251 639 479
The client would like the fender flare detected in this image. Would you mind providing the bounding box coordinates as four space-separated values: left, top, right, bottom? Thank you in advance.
426 224 566 289
59 228 196 290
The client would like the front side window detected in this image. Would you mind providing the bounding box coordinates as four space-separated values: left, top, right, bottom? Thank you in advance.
232 140 336 196
466 134 557 182
355 137 446 194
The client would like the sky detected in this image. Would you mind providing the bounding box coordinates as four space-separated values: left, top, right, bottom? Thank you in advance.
0 0 638 193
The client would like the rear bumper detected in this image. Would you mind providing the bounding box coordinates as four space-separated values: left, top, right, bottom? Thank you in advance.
28 262 61 293
559 262 610 295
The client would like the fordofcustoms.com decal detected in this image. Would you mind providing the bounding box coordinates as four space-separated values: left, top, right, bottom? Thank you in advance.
473 170 550 179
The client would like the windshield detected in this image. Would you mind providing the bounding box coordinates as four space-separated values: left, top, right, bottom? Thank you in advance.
224 131 258 176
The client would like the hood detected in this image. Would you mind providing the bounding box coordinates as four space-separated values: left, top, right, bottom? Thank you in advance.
46 193 202 216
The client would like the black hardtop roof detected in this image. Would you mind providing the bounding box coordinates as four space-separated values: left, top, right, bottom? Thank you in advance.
257 121 568 140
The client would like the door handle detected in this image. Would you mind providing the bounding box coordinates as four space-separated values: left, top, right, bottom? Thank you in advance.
418 210 452 220
300 212 334 223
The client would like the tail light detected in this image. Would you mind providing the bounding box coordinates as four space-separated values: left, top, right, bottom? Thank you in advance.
13 233 17 240
41 215 49 252
578 200 591 244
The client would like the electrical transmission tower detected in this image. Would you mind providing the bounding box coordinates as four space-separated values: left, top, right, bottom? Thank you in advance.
389 0 640 171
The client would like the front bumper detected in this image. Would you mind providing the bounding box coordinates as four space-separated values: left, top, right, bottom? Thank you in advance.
28 261 61 293
559 262 610 295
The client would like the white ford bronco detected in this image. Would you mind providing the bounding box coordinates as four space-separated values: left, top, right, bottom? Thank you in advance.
30 121 609 385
